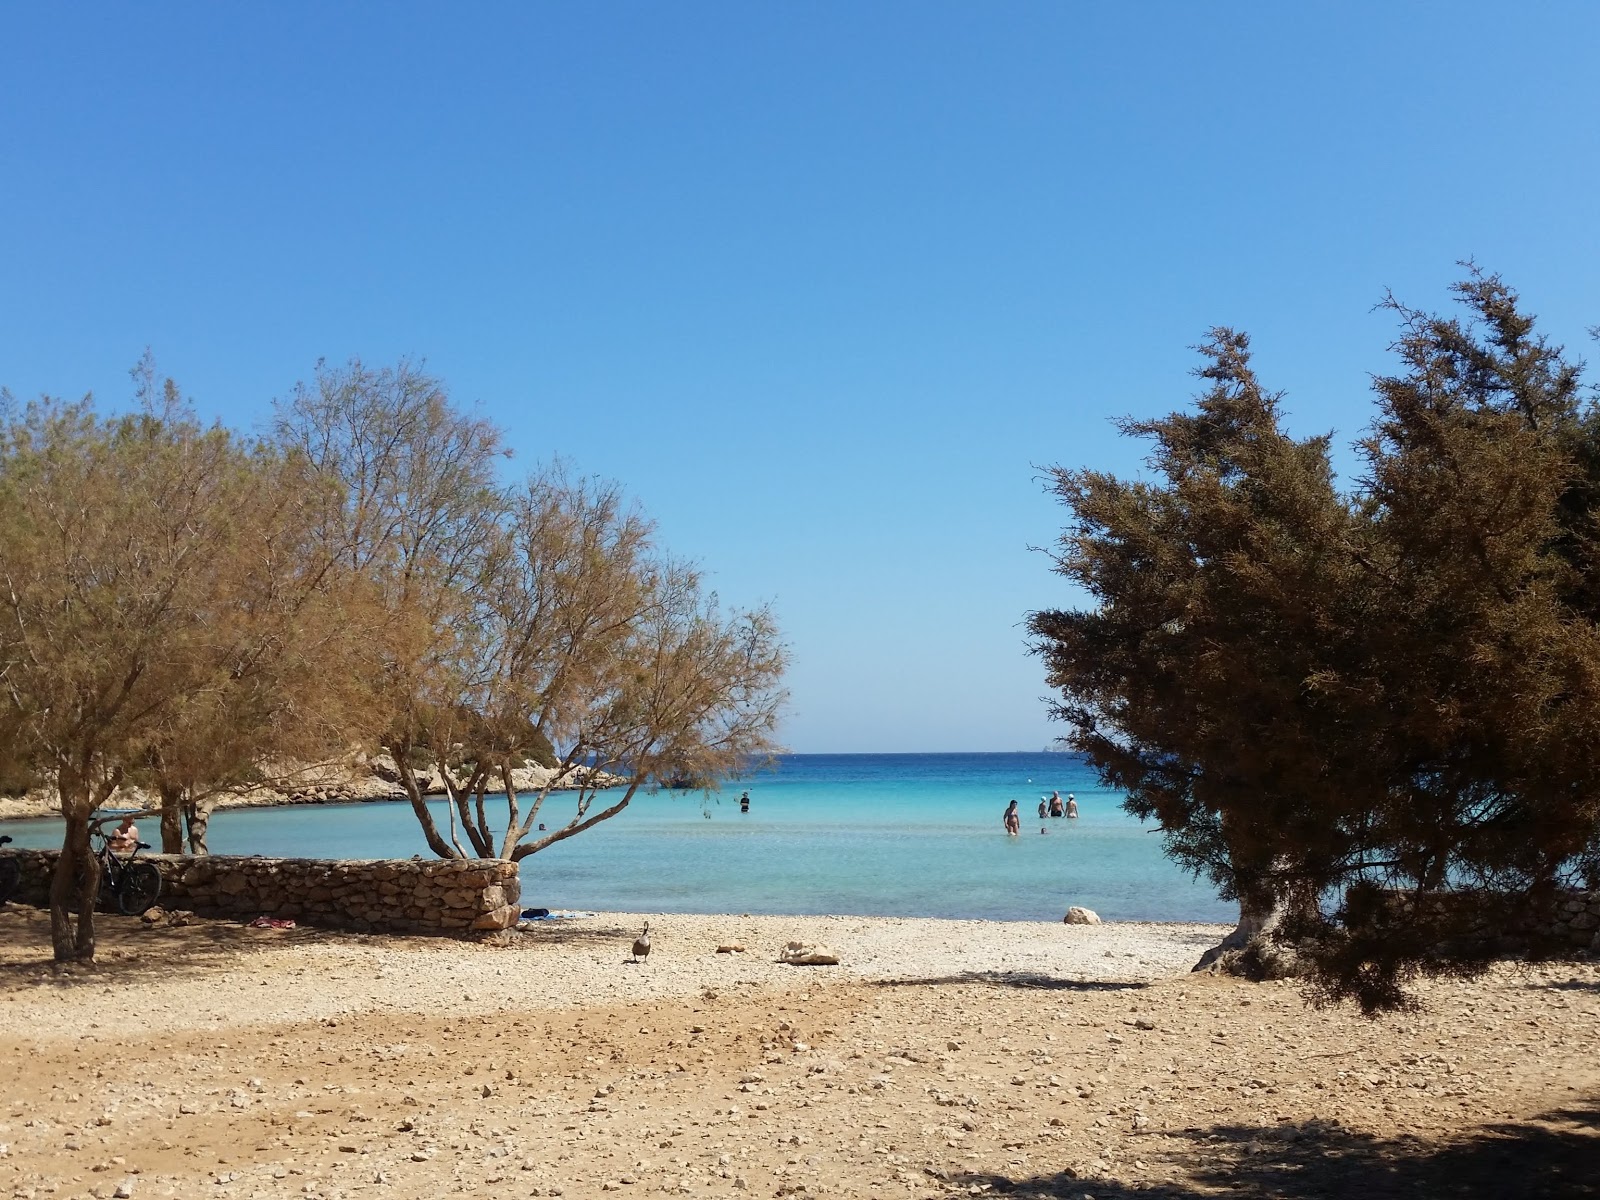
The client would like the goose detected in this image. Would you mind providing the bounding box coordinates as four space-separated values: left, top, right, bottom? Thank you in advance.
630 922 651 964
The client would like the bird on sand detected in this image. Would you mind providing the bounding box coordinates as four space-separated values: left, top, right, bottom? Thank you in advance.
629 922 651 964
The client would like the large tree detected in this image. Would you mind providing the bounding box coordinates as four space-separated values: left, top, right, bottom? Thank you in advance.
277 362 788 863
0 374 371 960
1030 274 1600 1011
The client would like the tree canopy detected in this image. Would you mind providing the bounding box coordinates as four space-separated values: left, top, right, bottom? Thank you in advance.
0 357 787 961
1030 273 1600 1012
279 362 787 863
0 373 373 959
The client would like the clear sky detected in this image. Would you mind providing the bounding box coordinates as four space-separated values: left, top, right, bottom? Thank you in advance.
3 4 1597 752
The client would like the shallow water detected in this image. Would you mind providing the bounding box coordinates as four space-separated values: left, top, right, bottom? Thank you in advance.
0 753 1234 923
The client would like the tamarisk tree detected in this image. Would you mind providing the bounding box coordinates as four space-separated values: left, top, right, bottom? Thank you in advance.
278 362 787 863
0 372 370 960
1031 273 1600 1011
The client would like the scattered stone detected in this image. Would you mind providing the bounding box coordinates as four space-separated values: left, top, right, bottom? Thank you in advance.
1064 907 1102 925
779 942 840 966
716 944 746 954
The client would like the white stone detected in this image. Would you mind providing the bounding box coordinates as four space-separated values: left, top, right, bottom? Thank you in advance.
1064 906 1102 925
778 942 840 966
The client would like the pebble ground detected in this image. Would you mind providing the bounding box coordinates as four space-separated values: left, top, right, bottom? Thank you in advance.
2 906 1596 1199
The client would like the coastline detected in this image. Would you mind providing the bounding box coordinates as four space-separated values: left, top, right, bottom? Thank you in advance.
0 787 417 823
0 760 620 824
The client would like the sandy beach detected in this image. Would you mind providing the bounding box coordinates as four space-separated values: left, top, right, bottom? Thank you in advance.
2 905 1597 1200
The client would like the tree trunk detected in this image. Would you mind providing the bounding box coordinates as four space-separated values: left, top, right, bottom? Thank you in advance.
159 783 187 854
184 798 212 855
50 805 98 963
442 766 491 858
1194 881 1314 979
390 748 460 859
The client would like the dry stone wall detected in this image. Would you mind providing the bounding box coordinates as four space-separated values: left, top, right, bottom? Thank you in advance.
1381 888 1600 956
0 850 520 935
1516 891 1600 953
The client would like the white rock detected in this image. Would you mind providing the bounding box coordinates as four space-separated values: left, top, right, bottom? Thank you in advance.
1063 907 1102 925
778 942 840 966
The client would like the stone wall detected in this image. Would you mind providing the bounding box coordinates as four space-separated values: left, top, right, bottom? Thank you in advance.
1376 888 1600 956
0 850 520 935
1538 891 1600 952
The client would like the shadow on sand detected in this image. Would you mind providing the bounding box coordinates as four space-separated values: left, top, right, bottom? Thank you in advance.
515 918 648 951
941 1099 1600 1199
0 903 402 988
873 971 1150 994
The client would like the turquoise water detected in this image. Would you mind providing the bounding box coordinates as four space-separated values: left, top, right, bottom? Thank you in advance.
0 753 1233 923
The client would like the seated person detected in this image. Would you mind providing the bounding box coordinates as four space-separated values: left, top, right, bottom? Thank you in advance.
106 815 139 856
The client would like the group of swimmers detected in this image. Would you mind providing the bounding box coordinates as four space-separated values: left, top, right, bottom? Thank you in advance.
1002 790 1076 835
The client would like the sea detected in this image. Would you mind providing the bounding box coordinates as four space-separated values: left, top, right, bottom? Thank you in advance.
0 753 1234 924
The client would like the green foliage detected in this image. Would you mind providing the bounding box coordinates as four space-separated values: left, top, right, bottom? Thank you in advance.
1031 272 1600 1012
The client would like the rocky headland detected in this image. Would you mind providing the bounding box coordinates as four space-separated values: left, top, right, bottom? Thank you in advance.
0 755 621 823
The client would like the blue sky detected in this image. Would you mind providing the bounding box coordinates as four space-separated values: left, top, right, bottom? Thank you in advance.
3 4 1598 751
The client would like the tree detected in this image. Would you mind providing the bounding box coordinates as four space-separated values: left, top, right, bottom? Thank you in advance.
132 582 381 857
450 470 787 862
272 357 518 855
1030 274 1600 1011
0 370 374 960
276 362 789 863
130 366 382 855
1029 329 1362 979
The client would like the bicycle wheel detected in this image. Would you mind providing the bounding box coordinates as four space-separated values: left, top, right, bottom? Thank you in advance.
117 862 162 916
0 857 19 904
98 860 117 907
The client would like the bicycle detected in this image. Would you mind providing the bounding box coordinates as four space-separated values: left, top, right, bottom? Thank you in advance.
79 817 163 916
0 835 17 905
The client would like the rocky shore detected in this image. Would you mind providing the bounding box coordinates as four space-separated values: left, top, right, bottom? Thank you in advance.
0 757 622 823
2 905 1596 1199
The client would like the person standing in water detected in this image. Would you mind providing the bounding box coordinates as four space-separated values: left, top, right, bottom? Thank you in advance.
1065 794 1079 818
1003 799 1021 836
1048 791 1065 818
739 791 750 814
